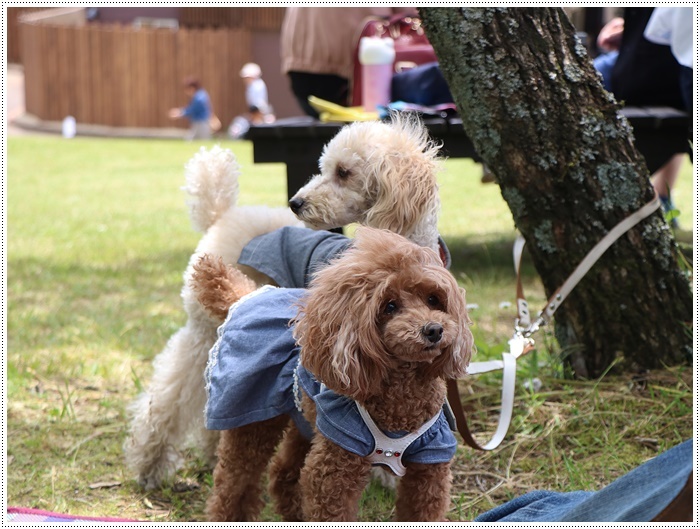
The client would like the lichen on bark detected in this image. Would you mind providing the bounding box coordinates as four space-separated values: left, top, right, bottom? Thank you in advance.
420 7 692 377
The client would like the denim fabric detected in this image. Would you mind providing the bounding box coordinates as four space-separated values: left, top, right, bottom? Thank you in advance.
238 226 351 288
204 286 312 438
239 227 454 288
474 490 594 522
474 439 692 522
296 365 457 465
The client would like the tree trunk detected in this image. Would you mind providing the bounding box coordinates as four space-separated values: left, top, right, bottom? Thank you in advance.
420 7 692 378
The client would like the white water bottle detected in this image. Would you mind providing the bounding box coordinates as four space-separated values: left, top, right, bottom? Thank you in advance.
359 37 396 112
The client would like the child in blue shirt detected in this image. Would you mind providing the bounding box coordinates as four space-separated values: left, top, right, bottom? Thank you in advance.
168 76 212 140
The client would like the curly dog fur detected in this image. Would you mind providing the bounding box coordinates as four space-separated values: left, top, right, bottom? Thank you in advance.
124 113 445 490
193 228 473 521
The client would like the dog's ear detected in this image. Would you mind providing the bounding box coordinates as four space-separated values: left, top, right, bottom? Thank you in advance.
424 276 474 380
294 262 390 402
367 156 438 235
365 117 441 236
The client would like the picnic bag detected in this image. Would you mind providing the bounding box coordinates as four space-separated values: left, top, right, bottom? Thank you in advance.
391 61 454 107
351 14 438 107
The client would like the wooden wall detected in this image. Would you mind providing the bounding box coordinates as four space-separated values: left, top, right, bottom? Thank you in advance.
179 7 284 30
21 20 253 128
7 7 55 63
8 7 285 64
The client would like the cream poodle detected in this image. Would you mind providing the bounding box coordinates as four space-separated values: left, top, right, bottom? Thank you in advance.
124 113 445 489
289 113 442 254
194 228 473 521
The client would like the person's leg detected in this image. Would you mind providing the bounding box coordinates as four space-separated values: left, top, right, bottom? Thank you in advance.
652 153 686 226
473 439 692 522
288 72 349 119
652 154 684 199
559 439 692 522
679 65 693 115
189 120 211 140
679 66 693 161
287 72 317 117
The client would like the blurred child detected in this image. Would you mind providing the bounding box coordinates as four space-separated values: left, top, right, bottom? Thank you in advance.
168 77 213 140
229 63 274 139
240 63 274 124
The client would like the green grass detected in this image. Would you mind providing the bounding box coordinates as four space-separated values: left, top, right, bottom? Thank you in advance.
6 134 693 521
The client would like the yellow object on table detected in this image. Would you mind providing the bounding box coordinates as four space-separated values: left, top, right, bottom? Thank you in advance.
308 96 379 122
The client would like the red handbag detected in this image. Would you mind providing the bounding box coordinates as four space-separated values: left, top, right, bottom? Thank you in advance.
351 15 437 107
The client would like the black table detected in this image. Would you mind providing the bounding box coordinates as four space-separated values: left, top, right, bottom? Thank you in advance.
247 107 690 200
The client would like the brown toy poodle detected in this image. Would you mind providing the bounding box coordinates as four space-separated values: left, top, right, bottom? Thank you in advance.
191 227 473 522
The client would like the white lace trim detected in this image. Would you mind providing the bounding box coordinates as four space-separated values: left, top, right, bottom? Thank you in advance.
203 284 278 420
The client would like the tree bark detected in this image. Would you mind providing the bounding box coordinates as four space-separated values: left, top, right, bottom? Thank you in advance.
420 7 692 378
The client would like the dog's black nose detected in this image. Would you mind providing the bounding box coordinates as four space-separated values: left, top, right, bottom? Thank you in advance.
422 323 443 344
289 197 305 214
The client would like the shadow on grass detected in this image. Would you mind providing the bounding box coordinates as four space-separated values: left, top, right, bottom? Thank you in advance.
445 227 692 283
7 248 194 366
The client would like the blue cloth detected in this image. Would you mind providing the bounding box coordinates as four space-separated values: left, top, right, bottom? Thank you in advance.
593 50 619 91
182 88 211 122
239 226 451 289
474 439 692 522
205 285 457 467
239 226 351 288
391 62 454 107
205 286 311 436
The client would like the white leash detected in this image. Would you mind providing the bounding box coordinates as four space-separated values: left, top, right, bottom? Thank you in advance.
447 197 661 451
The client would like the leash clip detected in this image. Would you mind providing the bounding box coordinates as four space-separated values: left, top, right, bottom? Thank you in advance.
508 330 535 359
511 312 545 357
514 313 545 339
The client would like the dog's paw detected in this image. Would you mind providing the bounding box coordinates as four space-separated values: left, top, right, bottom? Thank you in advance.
138 473 161 491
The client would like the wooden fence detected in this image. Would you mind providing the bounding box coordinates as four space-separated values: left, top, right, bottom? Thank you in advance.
21 18 253 129
8 7 285 64
180 7 285 30
7 7 56 63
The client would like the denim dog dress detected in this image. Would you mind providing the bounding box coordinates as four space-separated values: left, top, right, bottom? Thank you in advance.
205 285 457 475
205 286 312 436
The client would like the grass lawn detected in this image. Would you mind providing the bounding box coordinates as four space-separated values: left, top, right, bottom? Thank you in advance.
6 133 693 521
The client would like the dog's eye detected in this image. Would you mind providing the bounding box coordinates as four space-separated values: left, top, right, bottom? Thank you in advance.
427 294 443 309
336 166 350 180
383 300 399 315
